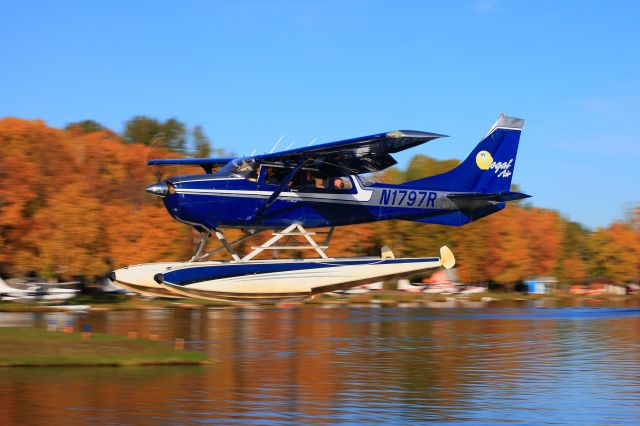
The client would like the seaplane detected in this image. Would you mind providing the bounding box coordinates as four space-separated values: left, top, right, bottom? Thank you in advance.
110 114 529 302
0 277 79 303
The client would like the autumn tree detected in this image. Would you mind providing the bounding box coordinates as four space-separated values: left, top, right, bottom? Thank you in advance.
524 208 562 277
587 223 640 283
16 182 108 279
557 220 589 285
483 207 531 287
0 118 195 280
103 204 191 268
452 214 494 284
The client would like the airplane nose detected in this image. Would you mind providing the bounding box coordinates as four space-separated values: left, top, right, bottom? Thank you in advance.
146 182 169 197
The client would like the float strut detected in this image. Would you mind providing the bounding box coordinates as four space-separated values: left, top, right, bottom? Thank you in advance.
215 229 241 261
190 230 211 262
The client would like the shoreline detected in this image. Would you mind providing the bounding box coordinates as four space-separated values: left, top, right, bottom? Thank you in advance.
1 291 638 312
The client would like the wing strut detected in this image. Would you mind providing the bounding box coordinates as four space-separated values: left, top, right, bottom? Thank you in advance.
246 159 307 223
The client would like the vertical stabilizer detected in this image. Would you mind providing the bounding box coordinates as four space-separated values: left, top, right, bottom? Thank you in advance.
0 277 15 292
407 114 524 193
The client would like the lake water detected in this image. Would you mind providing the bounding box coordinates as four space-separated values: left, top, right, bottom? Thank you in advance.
1 300 639 425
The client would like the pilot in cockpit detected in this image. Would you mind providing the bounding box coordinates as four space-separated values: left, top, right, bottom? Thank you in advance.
265 167 278 184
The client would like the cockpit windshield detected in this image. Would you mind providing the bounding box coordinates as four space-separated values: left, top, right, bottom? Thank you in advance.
215 158 259 180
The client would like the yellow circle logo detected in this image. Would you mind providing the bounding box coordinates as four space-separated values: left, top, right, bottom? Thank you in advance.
476 151 493 170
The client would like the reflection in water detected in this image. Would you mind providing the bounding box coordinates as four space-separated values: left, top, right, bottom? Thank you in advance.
1 303 639 424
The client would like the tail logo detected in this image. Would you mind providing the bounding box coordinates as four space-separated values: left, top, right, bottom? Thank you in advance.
476 151 493 170
490 159 514 178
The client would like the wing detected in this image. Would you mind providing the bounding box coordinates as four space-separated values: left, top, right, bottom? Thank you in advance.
146 129 446 175
256 130 447 175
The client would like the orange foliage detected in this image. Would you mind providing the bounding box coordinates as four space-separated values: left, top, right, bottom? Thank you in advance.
559 253 587 285
522 208 562 277
587 223 640 283
482 207 531 285
0 118 191 280
103 204 191 268
327 223 377 257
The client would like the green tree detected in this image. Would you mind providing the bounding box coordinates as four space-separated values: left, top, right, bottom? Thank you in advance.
403 155 459 182
193 125 211 158
65 120 105 135
123 116 186 152
161 118 186 152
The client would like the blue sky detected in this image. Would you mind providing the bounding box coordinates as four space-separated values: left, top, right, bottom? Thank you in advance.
1 0 639 229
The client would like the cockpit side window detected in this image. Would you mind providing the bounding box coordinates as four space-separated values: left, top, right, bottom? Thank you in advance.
302 170 327 190
331 177 353 190
259 165 301 190
300 171 354 192
253 166 356 193
215 158 259 179
262 166 288 184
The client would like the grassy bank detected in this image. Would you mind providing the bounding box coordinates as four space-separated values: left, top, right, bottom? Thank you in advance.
0 328 210 367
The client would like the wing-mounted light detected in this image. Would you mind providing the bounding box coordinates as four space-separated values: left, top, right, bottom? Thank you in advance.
386 130 405 138
145 181 170 197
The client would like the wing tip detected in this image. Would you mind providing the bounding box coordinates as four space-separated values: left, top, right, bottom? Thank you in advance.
387 130 448 139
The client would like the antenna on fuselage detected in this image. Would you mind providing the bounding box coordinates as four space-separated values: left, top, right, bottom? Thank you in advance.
284 141 295 150
269 135 284 153
307 137 317 146
250 148 256 156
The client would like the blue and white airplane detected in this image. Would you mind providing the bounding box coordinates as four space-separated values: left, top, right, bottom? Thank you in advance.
147 114 528 231
111 114 529 302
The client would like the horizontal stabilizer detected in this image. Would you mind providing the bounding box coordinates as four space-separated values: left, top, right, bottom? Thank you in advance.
446 191 531 203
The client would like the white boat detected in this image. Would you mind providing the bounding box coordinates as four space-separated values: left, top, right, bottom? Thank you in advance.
458 285 487 295
397 278 428 292
422 283 459 294
0 277 79 302
330 281 383 295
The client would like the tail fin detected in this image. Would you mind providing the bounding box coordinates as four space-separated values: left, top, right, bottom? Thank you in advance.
407 114 524 193
0 277 15 292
